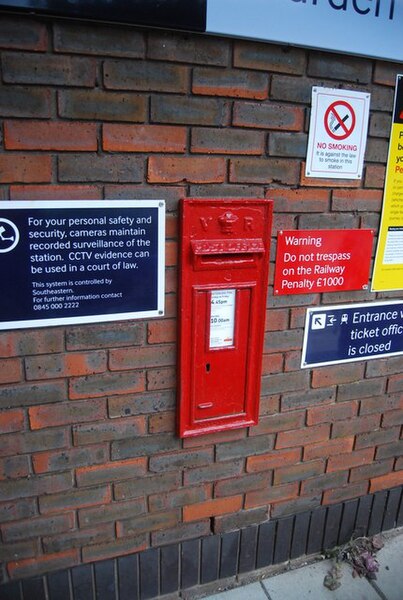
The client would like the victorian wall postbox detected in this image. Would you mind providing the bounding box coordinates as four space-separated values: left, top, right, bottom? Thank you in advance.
178 198 273 438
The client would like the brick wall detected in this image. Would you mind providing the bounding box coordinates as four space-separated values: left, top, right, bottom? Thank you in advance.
0 13 402 585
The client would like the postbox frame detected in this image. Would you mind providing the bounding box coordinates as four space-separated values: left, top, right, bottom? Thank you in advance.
178 198 273 438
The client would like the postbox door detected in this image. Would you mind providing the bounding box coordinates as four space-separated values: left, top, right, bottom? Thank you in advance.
192 286 253 422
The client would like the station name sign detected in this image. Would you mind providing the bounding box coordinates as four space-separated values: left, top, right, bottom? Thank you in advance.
1 0 401 62
0 200 165 330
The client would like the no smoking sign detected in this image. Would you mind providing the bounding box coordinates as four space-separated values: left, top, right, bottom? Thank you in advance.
306 87 370 179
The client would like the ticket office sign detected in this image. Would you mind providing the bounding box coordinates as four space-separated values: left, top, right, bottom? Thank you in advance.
0 200 165 329
372 75 403 291
274 229 373 295
302 300 403 368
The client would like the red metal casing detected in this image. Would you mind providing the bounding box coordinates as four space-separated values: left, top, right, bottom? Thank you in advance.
178 198 273 438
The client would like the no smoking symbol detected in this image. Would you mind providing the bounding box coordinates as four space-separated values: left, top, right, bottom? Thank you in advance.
324 100 356 141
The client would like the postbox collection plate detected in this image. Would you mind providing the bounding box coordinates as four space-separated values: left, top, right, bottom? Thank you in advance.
178 198 273 438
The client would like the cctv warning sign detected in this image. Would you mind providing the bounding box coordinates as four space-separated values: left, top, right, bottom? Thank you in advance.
306 87 370 179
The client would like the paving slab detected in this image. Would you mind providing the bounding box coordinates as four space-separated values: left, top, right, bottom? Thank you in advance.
371 534 403 600
261 559 381 600
201 582 268 600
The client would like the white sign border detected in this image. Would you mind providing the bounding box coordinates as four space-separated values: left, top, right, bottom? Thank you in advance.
305 87 371 180
0 199 166 330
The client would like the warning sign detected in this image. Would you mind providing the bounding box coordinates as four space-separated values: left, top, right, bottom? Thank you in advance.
306 87 370 179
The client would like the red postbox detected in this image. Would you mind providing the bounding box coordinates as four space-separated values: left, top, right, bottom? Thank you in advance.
178 198 273 438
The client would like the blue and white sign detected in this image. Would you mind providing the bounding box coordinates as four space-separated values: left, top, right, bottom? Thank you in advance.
302 300 403 368
0 200 165 330
207 0 403 63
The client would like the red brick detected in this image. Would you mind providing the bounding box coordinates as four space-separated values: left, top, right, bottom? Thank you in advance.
307 401 358 426
303 437 354 461
0 154 51 183
73 415 146 445
370 470 403 493
247 448 301 473
349 459 394 483
234 41 306 74
82 534 146 563
32 444 108 474
25 351 107 380
59 89 147 122
0 409 24 434
104 59 188 92
3 512 74 542
109 345 175 371
265 308 289 332
276 424 330 449
233 102 304 131
79 497 145 527
270 188 330 213
103 124 186 152
3 52 95 86
373 62 403 86
332 189 383 212
0 17 47 51
69 371 145 399
147 319 176 344
191 127 264 155
323 482 368 505
248 410 305 437
311 364 364 388
262 353 283 375
193 68 268 99
0 358 22 384
327 448 374 473
230 158 299 185
331 414 381 438
10 185 102 200
4 121 98 151
148 411 175 433
117 509 180 538
364 164 386 188
382 409 403 427
7 549 79 579
183 495 243 522
149 484 211 512
148 156 226 184
0 329 64 357
29 399 107 430
360 394 403 415
182 428 246 449
54 22 145 58
146 367 176 391
0 472 72 502
273 459 324 485
76 457 147 486
148 31 229 65
245 482 298 509
0 455 30 480
42 524 114 554
40 485 112 514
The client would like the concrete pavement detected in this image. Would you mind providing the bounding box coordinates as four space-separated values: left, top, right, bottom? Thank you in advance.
203 528 403 600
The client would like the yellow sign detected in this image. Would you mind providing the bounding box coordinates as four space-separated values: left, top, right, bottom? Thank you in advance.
372 75 403 291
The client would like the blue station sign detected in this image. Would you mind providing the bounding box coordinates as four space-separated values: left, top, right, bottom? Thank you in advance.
302 300 403 368
0 200 165 330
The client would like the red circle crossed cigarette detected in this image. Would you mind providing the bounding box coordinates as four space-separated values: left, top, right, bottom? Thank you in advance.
324 100 356 141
